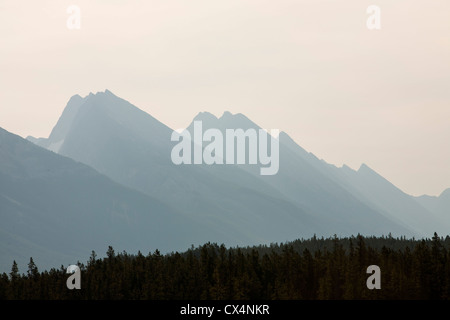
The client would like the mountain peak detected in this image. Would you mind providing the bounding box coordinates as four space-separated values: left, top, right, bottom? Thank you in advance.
45 92 89 144
193 112 218 122
99 89 117 97
440 188 450 198
358 163 372 172
219 111 250 122
220 111 233 118
83 89 116 100
357 163 387 180
85 89 116 99
68 93 83 102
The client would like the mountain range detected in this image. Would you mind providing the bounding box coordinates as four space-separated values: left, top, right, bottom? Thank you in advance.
1 89 448 272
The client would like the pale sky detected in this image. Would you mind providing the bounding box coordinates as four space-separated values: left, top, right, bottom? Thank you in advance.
1 0 449 196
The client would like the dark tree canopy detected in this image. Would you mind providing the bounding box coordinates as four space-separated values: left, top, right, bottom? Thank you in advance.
2 234 450 300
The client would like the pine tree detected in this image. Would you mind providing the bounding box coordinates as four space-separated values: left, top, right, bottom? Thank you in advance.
431 232 445 299
8 260 20 299
89 250 97 266
106 246 115 260
27 257 38 279
10 260 19 281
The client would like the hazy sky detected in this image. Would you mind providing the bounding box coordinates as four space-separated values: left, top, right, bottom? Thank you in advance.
1 0 449 196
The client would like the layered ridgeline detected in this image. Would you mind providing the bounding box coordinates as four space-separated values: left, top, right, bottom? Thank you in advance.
26 90 328 246
1 89 445 271
415 189 450 227
26 90 421 237
185 112 447 237
0 127 219 272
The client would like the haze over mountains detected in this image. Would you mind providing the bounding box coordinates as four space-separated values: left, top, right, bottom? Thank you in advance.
0 126 218 272
1 90 448 272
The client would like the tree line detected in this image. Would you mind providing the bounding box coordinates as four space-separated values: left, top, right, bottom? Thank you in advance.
1 233 450 299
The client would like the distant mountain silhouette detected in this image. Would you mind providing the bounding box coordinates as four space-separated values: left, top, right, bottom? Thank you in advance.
11 89 449 270
28 91 418 237
26 91 328 248
186 110 422 236
0 126 217 272
415 188 450 230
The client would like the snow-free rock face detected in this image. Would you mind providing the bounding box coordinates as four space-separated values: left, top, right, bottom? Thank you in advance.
27 94 86 152
1 126 218 273
14 90 449 271
24 91 332 244
27 90 418 236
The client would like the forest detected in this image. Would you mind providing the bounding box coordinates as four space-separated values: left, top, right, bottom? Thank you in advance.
2 233 450 300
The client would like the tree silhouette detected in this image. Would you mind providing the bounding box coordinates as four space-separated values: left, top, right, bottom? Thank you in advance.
3 234 450 300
